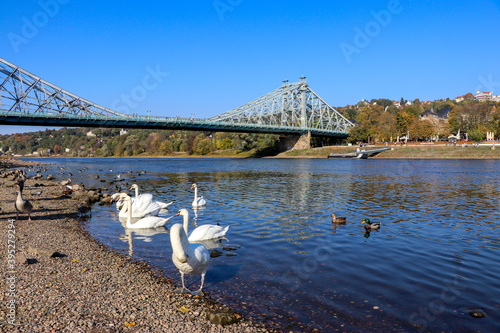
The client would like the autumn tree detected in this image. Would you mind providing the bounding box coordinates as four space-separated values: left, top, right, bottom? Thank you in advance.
395 111 415 134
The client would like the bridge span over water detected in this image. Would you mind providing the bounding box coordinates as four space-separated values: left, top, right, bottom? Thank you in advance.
0 57 353 148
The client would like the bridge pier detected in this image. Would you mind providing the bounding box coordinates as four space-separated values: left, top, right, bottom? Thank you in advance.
279 131 311 151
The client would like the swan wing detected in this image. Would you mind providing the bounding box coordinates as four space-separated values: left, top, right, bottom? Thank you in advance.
132 194 161 217
188 225 228 241
190 244 209 274
192 196 207 207
128 215 172 229
156 201 173 209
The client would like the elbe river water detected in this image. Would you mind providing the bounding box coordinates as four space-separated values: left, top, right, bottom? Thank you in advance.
29 157 500 332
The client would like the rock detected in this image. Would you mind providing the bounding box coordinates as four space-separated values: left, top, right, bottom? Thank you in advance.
16 253 29 264
222 245 241 251
34 173 43 179
46 174 55 180
466 308 486 318
100 196 113 205
210 249 223 258
28 246 63 258
206 308 239 326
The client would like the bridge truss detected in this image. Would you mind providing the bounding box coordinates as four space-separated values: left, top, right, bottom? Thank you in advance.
0 57 353 137
0 57 125 118
209 78 353 133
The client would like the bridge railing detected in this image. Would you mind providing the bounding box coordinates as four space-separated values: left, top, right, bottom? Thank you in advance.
0 109 349 136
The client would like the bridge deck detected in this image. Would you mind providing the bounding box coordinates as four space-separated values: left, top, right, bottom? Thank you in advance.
0 111 349 137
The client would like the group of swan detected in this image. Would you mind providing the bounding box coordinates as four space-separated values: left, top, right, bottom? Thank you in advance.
113 182 227 296
120 194 174 229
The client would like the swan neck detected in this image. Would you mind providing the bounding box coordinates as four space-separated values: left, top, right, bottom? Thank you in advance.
171 226 189 263
134 186 139 197
183 213 189 235
126 198 132 226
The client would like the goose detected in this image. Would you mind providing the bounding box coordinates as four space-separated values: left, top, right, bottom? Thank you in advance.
191 183 206 207
170 223 209 296
17 169 27 182
175 208 228 242
331 213 347 223
116 193 161 218
119 194 173 228
15 180 32 221
130 184 173 209
362 219 381 231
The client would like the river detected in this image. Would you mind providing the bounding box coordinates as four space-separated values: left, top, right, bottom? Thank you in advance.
29 157 500 332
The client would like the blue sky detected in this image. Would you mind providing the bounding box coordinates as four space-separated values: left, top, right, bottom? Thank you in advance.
1 0 499 134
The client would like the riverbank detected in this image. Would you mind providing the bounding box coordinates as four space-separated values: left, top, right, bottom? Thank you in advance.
11 142 500 160
0 158 272 332
275 143 500 159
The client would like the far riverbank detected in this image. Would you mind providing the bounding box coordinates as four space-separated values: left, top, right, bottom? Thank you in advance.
11 142 500 160
276 142 500 159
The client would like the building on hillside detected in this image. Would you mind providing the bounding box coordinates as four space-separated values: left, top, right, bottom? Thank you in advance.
455 95 466 103
420 109 438 120
120 129 129 136
437 107 453 119
419 107 452 140
475 90 493 101
86 130 96 137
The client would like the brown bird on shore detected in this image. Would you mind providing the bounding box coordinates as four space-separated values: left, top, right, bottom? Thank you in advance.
15 179 32 221
17 169 27 182
59 178 72 190
66 182 85 192
331 213 347 223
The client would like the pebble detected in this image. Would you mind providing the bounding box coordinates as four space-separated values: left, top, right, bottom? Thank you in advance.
0 159 271 333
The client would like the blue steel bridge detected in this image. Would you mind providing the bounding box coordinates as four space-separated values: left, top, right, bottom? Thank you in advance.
0 57 353 146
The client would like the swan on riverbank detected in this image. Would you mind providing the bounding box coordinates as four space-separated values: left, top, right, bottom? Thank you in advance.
175 208 228 242
191 183 206 207
170 223 209 296
130 184 173 209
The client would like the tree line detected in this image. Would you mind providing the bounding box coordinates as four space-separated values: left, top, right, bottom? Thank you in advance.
1 96 499 157
0 127 283 157
341 97 500 143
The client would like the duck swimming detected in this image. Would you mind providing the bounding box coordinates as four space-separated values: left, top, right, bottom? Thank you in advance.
362 219 381 231
331 213 347 223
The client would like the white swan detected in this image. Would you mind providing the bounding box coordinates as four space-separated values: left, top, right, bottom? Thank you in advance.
175 208 228 242
111 193 127 210
191 183 206 207
121 194 173 228
130 184 173 209
115 192 161 218
170 223 209 296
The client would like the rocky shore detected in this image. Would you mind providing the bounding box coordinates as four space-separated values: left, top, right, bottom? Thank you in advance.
0 158 272 332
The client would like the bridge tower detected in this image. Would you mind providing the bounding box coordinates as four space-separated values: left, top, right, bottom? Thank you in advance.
209 77 353 151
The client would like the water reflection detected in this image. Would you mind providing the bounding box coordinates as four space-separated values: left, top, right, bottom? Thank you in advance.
29 158 500 333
